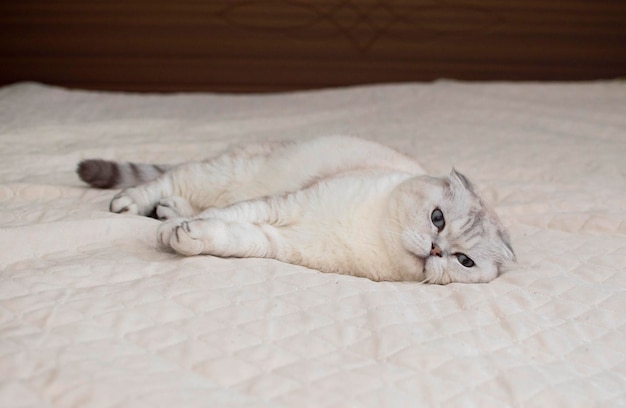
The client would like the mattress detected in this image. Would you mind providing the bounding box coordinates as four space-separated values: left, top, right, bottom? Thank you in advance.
1 81 625 407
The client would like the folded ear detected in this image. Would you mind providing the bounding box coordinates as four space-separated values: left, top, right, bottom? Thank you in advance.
450 168 475 194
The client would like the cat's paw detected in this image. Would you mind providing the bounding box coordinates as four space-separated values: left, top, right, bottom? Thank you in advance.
110 191 139 214
158 218 227 256
156 196 195 220
157 218 186 248
158 218 208 256
171 220 207 256
110 188 157 215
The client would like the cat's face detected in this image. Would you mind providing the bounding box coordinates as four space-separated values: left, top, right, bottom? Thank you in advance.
390 170 515 284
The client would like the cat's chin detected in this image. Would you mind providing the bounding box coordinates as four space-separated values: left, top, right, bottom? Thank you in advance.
397 252 427 282
407 251 452 284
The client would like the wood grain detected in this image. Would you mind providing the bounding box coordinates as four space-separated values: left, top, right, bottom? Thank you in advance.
1 0 625 92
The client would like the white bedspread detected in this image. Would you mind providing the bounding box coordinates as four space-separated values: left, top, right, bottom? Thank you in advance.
1 81 625 407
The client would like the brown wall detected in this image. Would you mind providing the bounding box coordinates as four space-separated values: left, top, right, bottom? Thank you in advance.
1 0 625 92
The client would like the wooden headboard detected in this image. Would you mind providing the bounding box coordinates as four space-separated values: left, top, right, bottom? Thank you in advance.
1 0 625 92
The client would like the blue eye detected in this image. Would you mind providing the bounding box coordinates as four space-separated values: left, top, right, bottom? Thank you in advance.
431 208 445 231
455 253 475 268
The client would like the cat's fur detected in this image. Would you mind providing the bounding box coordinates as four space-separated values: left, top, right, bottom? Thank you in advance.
78 136 515 284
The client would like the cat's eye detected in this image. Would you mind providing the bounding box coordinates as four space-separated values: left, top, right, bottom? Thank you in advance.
455 253 475 268
431 208 445 231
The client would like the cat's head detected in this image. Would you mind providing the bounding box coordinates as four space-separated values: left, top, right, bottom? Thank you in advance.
389 169 515 284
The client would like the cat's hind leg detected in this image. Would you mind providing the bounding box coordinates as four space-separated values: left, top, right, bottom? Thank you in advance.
110 178 175 216
109 142 282 216
111 190 196 219
109 162 206 216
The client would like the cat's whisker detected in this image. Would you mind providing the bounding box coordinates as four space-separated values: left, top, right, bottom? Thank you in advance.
417 277 430 285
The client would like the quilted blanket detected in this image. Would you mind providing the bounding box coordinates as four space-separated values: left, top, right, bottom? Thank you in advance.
1 81 625 407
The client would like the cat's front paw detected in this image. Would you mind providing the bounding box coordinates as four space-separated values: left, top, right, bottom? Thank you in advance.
157 218 185 248
158 218 207 256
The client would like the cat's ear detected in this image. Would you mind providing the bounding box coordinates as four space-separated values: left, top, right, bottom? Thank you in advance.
450 168 475 194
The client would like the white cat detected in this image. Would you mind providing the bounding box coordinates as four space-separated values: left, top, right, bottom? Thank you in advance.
78 136 515 284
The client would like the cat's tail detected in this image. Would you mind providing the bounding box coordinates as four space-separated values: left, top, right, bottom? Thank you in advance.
77 159 174 189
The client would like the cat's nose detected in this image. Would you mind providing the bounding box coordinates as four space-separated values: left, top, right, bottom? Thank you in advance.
430 243 443 257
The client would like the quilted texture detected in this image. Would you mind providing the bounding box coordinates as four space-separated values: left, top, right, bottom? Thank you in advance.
0 81 625 407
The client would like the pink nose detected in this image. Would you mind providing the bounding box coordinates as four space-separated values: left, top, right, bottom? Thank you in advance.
430 243 442 257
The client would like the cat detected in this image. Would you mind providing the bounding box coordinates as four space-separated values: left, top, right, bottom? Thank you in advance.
77 136 515 284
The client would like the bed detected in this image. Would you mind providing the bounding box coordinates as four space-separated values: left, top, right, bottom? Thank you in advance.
1 1 626 407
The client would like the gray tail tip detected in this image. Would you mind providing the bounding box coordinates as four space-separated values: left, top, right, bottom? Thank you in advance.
77 159 119 189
